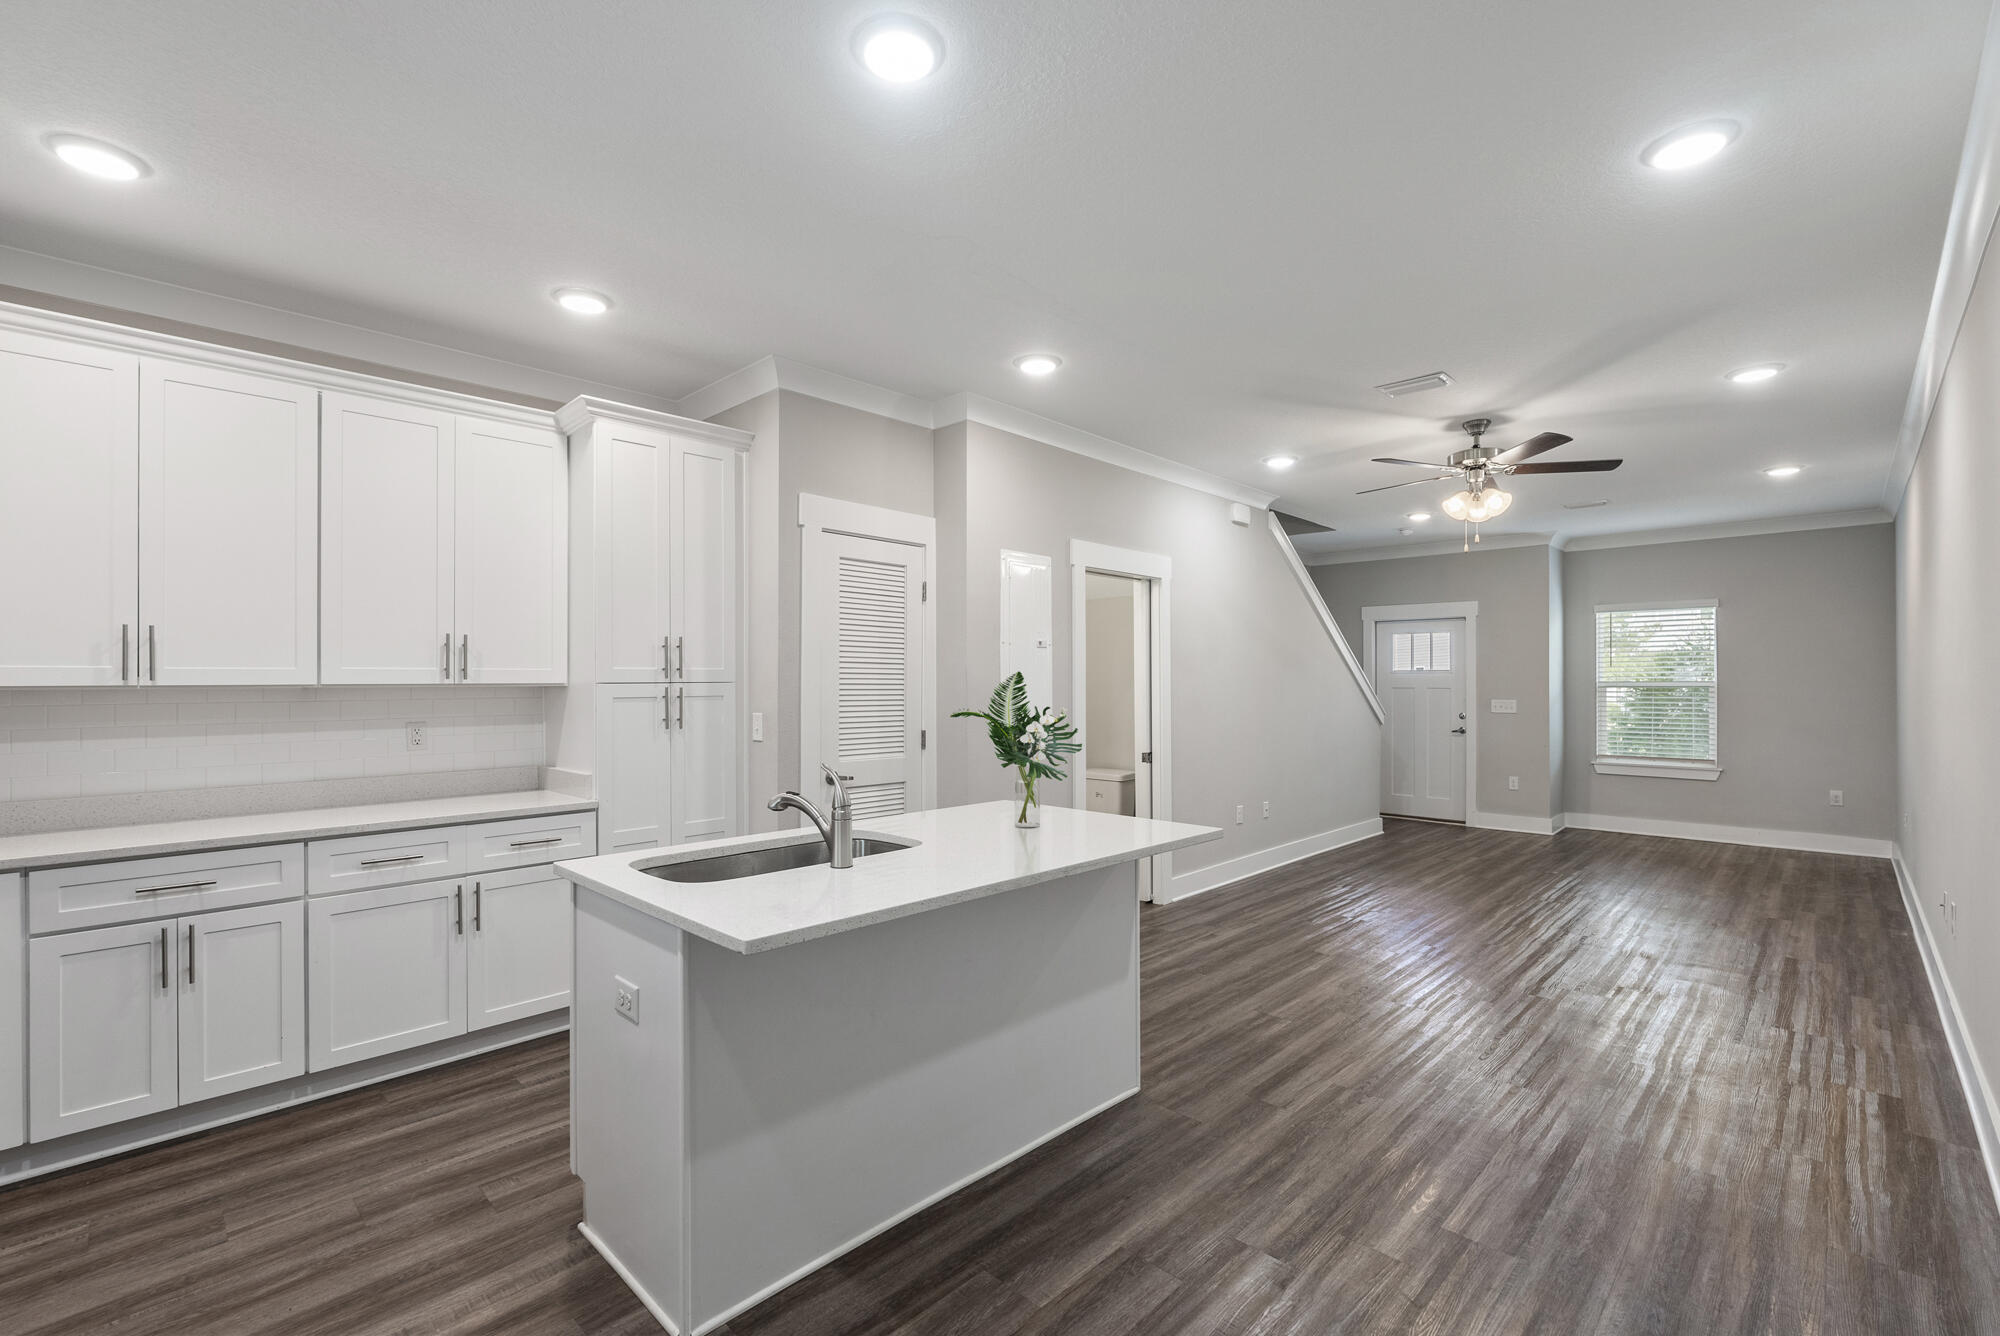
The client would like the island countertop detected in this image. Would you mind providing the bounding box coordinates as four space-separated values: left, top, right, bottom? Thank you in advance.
556 800 1221 953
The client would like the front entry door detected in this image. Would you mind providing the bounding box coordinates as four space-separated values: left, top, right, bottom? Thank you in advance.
1376 618 1467 822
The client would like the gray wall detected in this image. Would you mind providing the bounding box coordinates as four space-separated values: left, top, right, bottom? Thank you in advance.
1311 544 1559 821
1898 196 2000 1108
1562 524 1897 839
942 422 1381 882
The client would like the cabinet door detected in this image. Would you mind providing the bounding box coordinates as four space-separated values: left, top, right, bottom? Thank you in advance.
0 330 139 686
29 920 179 1140
138 359 317 684
307 879 466 1070
467 866 572 1030
593 422 673 681
456 416 566 683
595 684 673 853
179 901 305 1102
1 874 22 1151
667 437 738 682
321 393 456 684
672 681 739 843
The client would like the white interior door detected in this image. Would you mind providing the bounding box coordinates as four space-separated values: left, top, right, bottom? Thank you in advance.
595 683 674 853
455 416 566 683
669 436 738 682
804 531 926 819
0 330 138 686
307 878 467 1070
1375 618 1467 822
321 392 456 684
179 900 305 1102
138 359 317 684
672 682 739 842
29 920 179 1140
467 866 572 1030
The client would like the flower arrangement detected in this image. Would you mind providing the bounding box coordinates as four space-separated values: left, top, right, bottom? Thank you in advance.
953 672 1080 827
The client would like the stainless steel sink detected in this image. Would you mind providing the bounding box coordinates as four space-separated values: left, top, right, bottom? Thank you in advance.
644 837 913 883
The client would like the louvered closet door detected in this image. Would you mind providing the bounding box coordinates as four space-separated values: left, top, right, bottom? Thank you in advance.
808 533 925 819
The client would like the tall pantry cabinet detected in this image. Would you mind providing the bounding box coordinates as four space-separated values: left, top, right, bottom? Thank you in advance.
551 398 751 852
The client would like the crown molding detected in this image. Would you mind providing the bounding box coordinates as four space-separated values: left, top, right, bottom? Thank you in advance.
1561 508 1892 553
1305 533 1554 566
1884 4 2000 513
555 394 754 447
675 356 1278 509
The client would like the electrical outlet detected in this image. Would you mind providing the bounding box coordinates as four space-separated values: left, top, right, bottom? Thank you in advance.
1508 776 1519 791
752 711 764 742
1262 801 1271 820
614 976 641 1025
405 721 428 752
1828 790 1844 807
1234 804 1244 825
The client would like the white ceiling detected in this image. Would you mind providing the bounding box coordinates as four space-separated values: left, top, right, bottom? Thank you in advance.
0 1 1986 550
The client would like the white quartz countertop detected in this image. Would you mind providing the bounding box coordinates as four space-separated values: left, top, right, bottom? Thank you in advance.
556 800 1221 953
0 790 597 872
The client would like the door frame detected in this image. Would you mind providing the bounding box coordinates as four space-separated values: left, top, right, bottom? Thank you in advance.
798 494 938 810
1069 541 1171 899
1361 601 1477 824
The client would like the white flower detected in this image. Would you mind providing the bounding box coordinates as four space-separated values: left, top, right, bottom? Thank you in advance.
1040 707 1057 726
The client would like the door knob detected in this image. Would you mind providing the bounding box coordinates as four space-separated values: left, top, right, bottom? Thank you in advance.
1450 727 1467 735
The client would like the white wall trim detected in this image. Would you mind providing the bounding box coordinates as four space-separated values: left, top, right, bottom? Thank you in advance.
1362 601 1478 823
1562 811 1891 858
554 394 754 448
675 354 782 424
1267 512 1383 723
1069 541 1173 895
1561 509 1893 552
1592 761 1722 781
1160 818 1383 904
1469 810 1560 835
1884 3 2000 512
1891 847 2000 1215
1304 533 1555 566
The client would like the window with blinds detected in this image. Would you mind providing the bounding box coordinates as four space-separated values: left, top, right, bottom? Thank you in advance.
1594 603 1717 765
1390 630 1452 673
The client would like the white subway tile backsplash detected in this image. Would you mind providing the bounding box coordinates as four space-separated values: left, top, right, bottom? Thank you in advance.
1 685 546 802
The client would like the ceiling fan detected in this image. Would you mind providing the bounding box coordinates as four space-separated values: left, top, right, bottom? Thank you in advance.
1358 418 1621 541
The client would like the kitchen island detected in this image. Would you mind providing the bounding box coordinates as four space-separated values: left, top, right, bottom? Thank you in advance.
555 800 1219 1335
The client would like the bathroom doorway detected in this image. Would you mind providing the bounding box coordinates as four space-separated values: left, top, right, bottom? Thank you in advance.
1070 542 1170 901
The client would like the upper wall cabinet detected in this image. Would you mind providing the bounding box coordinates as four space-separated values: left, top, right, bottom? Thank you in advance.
0 336 316 686
322 392 566 685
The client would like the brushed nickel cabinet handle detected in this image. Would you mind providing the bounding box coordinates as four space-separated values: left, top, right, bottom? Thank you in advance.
148 624 157 682
662 636 672 678
442 634 451 680
473 882 481 932
186 923 195 986
120 624 129 682
459 634 469 681
677 686 685 730
662 687 670 729
358 854 425 867
135 879 217 895
159 926 168 991
675 635 685 678
507 837 562 848
455 885 463 936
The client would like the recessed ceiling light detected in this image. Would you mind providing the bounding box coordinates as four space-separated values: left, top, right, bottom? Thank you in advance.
1764 465 1802 478
46 133 148 181
1263 454 1299 471
1013 353 1062 377
1406 511 1431 522
553 288 612 316
1727 363 1785 384
855 15 944 83
1641 121 1738 171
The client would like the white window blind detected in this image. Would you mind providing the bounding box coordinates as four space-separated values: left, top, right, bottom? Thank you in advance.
1390 631 1452 673
1594 604 1716 765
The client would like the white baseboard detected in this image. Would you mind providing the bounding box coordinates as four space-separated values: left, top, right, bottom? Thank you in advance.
1891 847 2000 1215
1469 810 1561 836
1560 811 1892 858
579 1222 684 1335
1159 818 1383 904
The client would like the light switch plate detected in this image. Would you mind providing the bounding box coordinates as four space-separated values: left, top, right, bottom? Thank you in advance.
751 712 764 742
1490 699 1517 714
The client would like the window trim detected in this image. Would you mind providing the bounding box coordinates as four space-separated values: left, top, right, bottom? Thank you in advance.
1593 599 1720 780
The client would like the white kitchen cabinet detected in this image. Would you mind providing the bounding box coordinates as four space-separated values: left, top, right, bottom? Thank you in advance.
1 874 22 1152
138 359 318 685
596 684 673 853
0 330 139 686
178 901 306 1102
457 416 566 683
307 877 467 1070
591 420 674 682
467 866 572 1030
320 393 456 684
672 682 739 844
668 436 739 683
29 920 180 1141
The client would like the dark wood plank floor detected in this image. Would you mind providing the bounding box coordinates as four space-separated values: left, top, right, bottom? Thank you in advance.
5 819 1998 1334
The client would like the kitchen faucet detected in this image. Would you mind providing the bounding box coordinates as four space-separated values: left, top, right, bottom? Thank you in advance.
766 764 856 868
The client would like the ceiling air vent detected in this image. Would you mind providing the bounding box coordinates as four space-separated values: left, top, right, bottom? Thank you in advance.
1374 371 1454 397
1562 499 1610 510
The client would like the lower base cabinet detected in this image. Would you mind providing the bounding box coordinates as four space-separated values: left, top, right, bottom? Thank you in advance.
309 870 571 1071
2 873 21 1152
28 901 305 1142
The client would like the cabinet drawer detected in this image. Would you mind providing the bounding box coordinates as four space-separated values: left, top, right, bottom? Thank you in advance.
29 844 304 935
467 812 597 874
308 826 468 896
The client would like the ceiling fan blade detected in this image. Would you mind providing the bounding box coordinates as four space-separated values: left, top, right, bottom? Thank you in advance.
1507 459 1622 474
1356 474 1454 494
1371 457 1453 469
1489 432 1574 466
